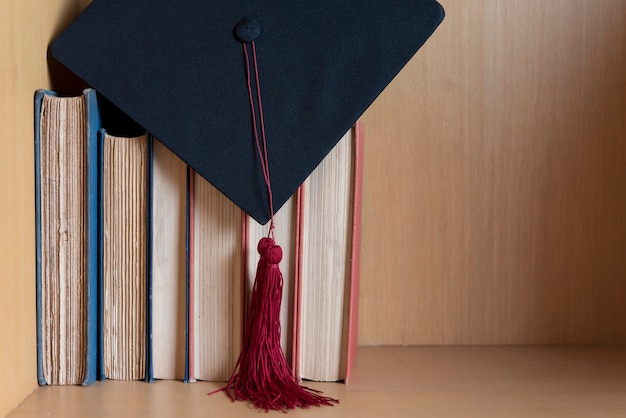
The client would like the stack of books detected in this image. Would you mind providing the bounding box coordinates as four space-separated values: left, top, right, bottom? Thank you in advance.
34 88 363 386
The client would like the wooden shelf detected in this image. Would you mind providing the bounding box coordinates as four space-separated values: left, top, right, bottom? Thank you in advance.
9 346 626 417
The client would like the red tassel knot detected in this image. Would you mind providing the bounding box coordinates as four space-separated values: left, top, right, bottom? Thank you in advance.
216 238 338 412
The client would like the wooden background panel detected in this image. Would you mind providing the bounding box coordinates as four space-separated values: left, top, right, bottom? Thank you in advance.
359 0 626 345
0 1 88 415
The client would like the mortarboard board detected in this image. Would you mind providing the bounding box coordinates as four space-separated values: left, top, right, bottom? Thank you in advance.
49 0 444 225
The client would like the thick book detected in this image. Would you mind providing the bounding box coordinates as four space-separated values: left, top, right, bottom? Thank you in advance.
293 122 363 383
98 130 149 381
186 174 300 384
242 123 363 384
147 139 188 381
186 170 244 382
34 88 99 386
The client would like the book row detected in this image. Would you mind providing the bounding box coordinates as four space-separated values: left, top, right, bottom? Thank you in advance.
34 89 362 386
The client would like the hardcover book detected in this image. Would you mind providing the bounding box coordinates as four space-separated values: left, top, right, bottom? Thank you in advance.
35 88 99 386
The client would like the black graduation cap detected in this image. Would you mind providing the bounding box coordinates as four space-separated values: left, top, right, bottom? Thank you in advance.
49 0 444 225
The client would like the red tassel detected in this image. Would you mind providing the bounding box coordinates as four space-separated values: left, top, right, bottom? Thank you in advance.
216 237 338 412
211 38 338 411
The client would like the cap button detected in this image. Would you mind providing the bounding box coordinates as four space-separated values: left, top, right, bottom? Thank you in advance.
235 18 261 42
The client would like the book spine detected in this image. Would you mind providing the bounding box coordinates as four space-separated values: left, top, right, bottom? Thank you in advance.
241 212 250 347
185 167 196 383
82 88 101 386
344 121 364 384
97 128 107 382
291 185 305 380
145 135 155 383
34 89 53 386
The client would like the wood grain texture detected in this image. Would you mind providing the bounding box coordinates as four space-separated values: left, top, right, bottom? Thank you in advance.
0 1 88 415
359 0 626 345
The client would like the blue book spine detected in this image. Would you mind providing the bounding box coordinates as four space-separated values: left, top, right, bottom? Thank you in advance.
145 135 154 383
97 127 106 382
34 89 51 386
83 88 101 386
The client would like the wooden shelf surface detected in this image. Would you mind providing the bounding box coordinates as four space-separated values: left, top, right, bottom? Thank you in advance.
8 346 626 417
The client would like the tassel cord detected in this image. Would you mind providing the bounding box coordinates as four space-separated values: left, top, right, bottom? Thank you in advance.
243 41 275 238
